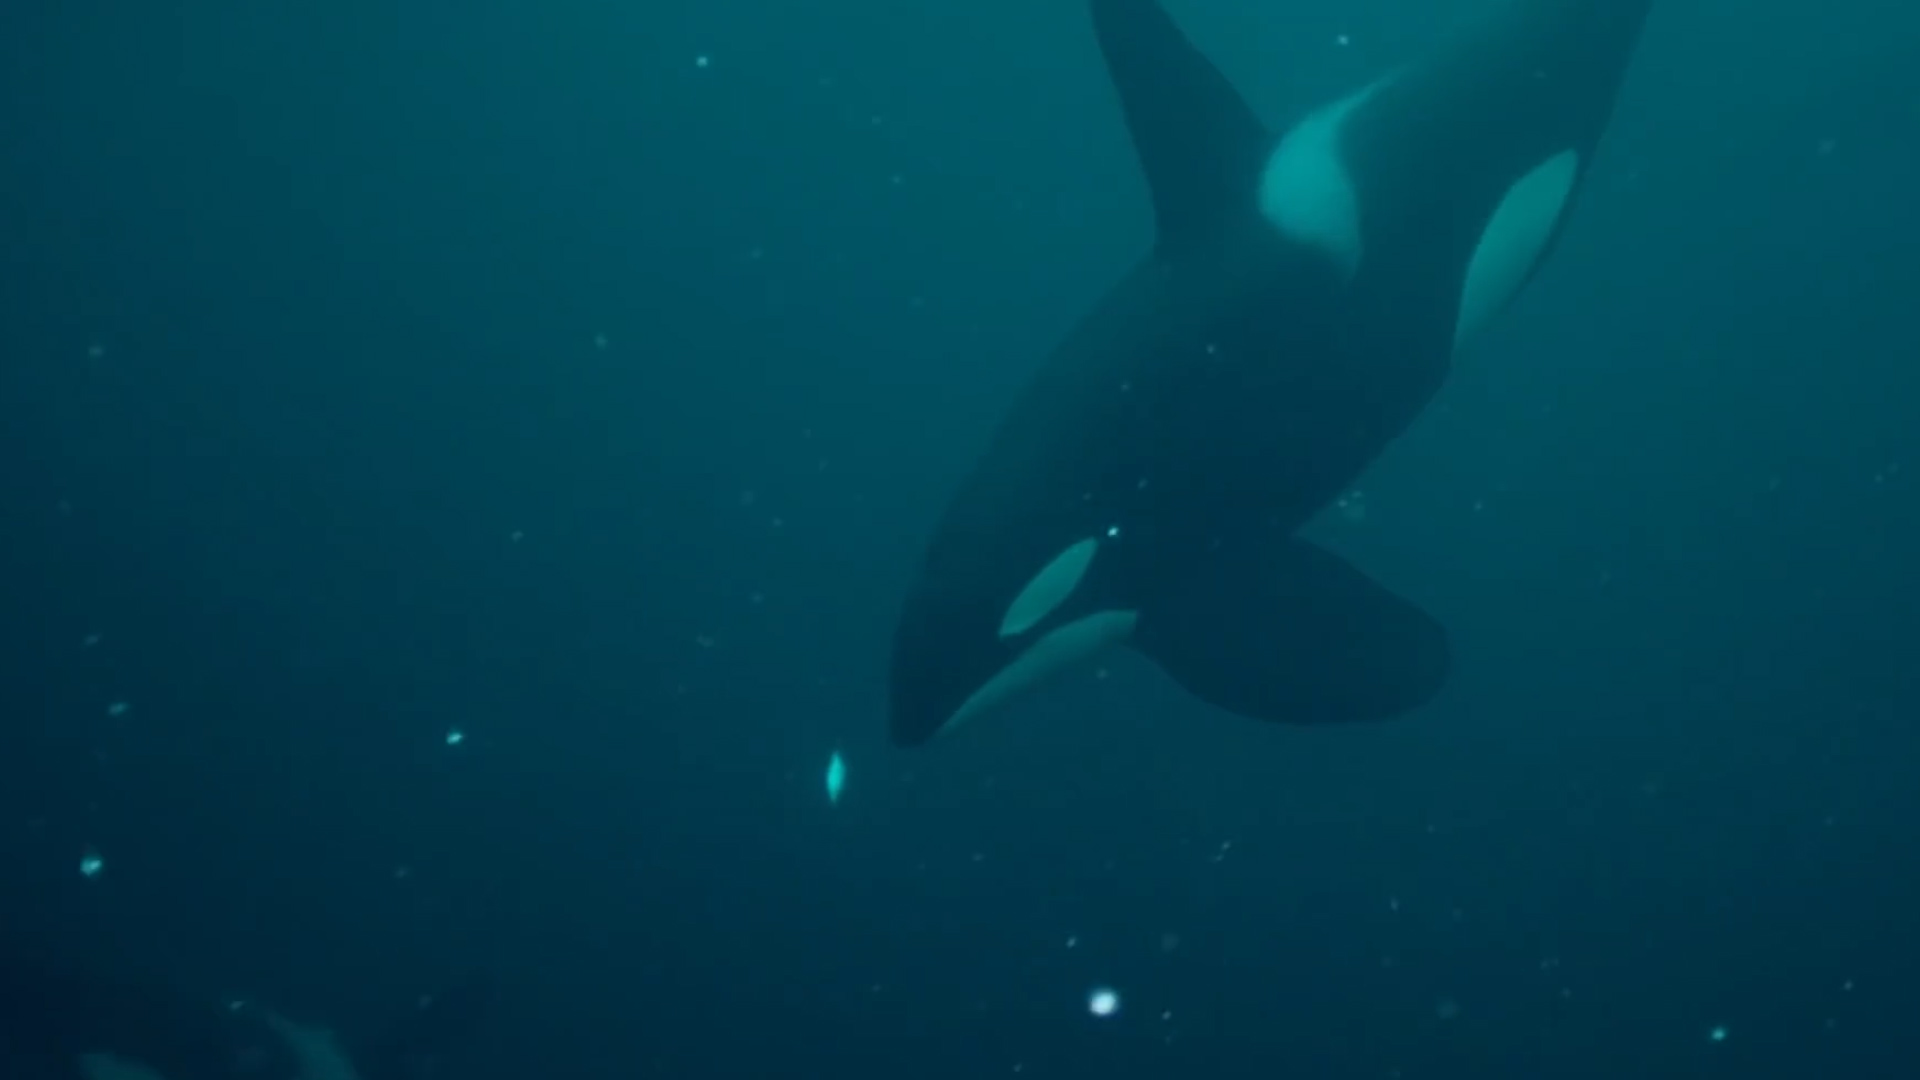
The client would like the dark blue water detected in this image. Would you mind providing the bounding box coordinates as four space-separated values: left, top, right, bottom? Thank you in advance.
3 2 1918 1077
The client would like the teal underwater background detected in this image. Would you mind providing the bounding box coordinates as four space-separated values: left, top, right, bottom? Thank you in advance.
3 1 1919 1077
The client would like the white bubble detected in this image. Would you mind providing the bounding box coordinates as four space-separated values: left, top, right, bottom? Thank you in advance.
1087 986 1121 1018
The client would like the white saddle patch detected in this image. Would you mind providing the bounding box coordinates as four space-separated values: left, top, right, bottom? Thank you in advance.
1453 149 1581 352
999 536 1100 638
945 609 1138 736
1259 79 1387 279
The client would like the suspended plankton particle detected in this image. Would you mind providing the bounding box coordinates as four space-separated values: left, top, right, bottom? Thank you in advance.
79 848 104 878
105 701 129 718
824 750 847 805
1087 986 1121 1018
444 728 465 747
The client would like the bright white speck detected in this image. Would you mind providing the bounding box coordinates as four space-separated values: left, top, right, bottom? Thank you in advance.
825 750 847 805
695 55 710 69
1087 987 1121 1018
1708 1025 1728 1043
445 728 465 747
106 701 129 718
79 849 104 878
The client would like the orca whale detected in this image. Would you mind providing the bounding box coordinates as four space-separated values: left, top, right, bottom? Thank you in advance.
887 0 1655 746
0 939 493 1080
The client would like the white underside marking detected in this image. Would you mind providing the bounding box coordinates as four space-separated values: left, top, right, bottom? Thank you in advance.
999 537 1100 638
944 609 1138 735
1259 78 1389 279
1454 149 1581 352
78 1053 169 1080
261 1011 364 1080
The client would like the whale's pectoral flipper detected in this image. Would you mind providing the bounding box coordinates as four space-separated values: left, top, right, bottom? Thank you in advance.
1132 537 1450 724
1092 0 1270 254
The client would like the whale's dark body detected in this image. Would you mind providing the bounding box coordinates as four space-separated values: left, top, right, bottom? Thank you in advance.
889 0 1655 746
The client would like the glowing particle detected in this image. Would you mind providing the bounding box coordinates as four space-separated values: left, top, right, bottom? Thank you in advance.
695 54 710 69
592 333 608 350
1708 1025 1728 1043
79 849 104 878
445 728 465 747
1087 987 1121 1018
82 633 101 648
105 701 129 718
1336 33 1352 47
1335 489 1367 522
825 750 846 805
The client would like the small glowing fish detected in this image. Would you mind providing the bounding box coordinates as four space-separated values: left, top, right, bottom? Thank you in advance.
825 750 847 805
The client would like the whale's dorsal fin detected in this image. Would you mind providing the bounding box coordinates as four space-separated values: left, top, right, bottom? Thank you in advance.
1091 0 1270 257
